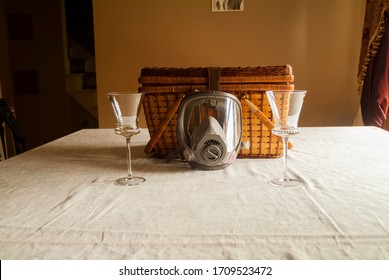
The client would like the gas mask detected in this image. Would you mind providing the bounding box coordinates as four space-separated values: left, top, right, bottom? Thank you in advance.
177 91 242 170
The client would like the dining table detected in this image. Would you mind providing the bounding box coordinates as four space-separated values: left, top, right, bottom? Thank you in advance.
1 126 389 260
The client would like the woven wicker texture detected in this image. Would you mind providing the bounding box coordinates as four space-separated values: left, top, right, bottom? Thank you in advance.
139 65 294 158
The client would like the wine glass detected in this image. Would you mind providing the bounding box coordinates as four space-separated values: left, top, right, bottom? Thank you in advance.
266 90 307 187
107 92 145 186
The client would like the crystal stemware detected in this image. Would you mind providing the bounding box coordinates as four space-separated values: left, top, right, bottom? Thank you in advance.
266 90 306 187
107 92 145 186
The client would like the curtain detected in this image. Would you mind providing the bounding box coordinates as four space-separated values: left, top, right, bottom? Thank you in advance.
358 0 389 127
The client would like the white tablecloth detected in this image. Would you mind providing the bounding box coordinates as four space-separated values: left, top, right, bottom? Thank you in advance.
1 127 389 259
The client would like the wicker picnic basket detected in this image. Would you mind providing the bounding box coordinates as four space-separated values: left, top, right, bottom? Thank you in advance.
138 65 294 158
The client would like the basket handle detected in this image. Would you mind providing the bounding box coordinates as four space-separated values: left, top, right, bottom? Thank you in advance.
144 94 185 155
241 94 293 149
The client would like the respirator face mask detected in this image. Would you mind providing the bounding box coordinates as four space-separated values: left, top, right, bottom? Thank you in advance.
177 91 242 170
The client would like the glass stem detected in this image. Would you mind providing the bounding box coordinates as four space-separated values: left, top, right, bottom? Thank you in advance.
282 136 289 182
126 137 133 179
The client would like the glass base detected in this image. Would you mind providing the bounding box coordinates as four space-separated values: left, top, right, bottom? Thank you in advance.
270 177 302 187
114 176 145 186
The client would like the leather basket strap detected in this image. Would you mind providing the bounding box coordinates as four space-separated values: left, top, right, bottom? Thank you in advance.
207 67 221 91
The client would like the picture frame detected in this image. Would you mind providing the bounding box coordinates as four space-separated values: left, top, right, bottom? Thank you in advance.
212 0 244 12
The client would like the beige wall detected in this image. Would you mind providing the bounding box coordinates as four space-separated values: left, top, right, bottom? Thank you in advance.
94 0 366 128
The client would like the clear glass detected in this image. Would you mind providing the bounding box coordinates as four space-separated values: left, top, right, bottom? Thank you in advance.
107 92 145 186
266 90 307 187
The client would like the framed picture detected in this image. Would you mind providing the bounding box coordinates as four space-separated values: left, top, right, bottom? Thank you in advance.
212 0 244 12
